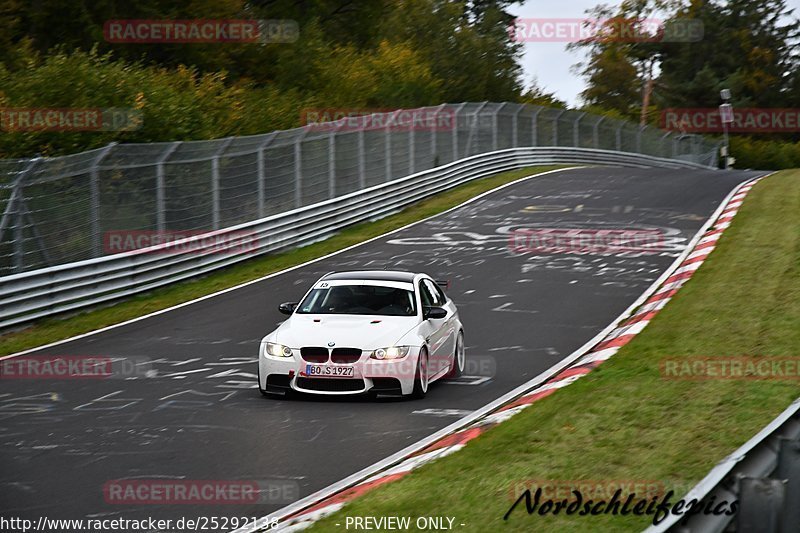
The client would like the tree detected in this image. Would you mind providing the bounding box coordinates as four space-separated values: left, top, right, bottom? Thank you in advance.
570 1 677 120
657 0 800 107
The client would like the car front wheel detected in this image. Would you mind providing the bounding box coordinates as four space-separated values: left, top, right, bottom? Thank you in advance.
410 348 429 399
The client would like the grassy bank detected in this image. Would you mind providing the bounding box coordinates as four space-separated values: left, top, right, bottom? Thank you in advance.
309 169 800 532
0 165 564 357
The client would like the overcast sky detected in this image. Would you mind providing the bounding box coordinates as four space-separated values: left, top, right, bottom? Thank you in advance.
508 0 800 107
508 0 610 107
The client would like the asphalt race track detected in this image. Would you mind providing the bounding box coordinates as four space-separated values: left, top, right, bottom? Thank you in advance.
1 166 764 528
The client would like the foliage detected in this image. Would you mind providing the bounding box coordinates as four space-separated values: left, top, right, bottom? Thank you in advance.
0 0 527 157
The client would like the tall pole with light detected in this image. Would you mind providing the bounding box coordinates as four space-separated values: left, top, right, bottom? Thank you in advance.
719 89 733 170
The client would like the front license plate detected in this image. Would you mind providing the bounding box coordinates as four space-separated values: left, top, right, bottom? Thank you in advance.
305 364 355 378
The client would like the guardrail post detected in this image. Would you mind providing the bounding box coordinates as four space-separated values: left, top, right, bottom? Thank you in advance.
155 142 180 232
211 138 234 230
777 436 800 530
737 477 785 533
616 123 623 151
90 143 117 257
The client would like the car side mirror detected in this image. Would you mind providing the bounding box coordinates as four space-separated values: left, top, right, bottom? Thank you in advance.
278 302 298 315
423 306 447 320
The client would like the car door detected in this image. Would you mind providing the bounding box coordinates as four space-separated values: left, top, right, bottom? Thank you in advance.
419 279 450 376
429 279 457 356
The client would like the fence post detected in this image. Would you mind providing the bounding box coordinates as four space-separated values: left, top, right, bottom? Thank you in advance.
294 131 308 208
452 103 466 160
328 130 336 199
210 138 234 230
660 132 672 159
511 104 522 147
155 142 180 232
636 126 644 154
357 128 366 189
90 143 117 258
430 109 437 166
493 103 505 151
431 104 446 166
409 114 415 175
385 110 401 181
256 133 277 218
553 110 565 146
593 117 604 148
465 101 488 156
532 107 541 146
328 120 347 198
573 112 585 147
1 157 41 272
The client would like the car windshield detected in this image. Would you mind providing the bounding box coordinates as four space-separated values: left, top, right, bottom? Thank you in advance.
296 284 417 316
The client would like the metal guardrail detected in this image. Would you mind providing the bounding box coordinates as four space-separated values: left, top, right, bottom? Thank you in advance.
646 398 800 533
0 146 711 329
0 102 719 276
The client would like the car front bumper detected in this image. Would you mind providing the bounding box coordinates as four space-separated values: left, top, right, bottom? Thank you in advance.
258 347 421 396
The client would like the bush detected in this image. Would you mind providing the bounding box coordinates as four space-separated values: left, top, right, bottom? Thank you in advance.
0 48 305 157
729 136 800 170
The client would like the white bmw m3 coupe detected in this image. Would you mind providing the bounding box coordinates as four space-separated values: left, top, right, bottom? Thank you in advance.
258 270 465 399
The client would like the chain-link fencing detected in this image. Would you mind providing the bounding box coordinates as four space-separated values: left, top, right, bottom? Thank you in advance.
0 102 719 275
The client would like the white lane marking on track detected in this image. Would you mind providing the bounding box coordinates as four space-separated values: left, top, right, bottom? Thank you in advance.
412 409 474 417
442 376 491 385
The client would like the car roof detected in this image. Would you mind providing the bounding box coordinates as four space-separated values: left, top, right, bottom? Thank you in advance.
321 270 419 283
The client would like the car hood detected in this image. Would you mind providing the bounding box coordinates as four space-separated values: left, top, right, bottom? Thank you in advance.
275 315 419 349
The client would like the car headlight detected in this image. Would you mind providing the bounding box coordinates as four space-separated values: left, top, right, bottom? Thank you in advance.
370 346 411 360
265 342 293 358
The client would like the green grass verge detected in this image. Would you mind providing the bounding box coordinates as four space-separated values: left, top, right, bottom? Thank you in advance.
308 169 800 532
0 165 565 357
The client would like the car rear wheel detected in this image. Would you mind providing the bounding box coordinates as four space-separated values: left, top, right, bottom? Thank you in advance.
410 348 429 399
